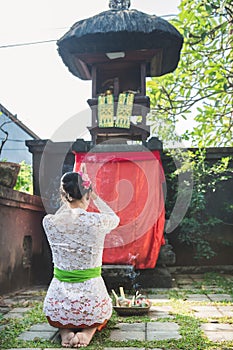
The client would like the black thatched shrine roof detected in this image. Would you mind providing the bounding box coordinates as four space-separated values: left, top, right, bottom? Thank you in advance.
57 8 183 80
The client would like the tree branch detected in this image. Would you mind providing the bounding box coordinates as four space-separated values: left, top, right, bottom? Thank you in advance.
0 121 11 155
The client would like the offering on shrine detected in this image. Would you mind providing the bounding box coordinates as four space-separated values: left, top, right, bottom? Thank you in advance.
112 287 151 315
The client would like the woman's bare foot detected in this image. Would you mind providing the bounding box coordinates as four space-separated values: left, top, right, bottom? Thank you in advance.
70 327 97 347
69 333 81 348
59 328 75 347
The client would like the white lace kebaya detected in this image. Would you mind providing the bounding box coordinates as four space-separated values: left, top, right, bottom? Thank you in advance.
43 197 119 327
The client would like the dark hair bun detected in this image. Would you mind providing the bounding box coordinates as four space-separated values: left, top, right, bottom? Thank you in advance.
60 172 89 202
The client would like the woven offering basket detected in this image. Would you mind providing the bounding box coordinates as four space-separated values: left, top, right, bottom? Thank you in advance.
112 287 151 316
113 305 151 316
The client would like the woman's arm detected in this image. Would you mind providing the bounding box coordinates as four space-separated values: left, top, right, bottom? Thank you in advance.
91 191 120 231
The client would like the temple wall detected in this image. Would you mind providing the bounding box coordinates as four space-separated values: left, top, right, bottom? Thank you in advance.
1 142 232 294
0 186 51 295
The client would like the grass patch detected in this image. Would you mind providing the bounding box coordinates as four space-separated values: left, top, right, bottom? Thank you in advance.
0 302 53 349
192 272 233 295
0 273 233 349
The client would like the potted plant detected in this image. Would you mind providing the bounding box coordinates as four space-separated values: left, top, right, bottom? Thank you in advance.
0 114 20 188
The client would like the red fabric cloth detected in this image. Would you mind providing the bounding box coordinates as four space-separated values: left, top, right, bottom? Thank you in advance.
73 150 165 269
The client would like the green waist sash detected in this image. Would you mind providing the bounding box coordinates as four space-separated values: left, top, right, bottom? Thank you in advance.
54 266 101 283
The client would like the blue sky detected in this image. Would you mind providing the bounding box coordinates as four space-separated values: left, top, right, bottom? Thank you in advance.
0 0 182 141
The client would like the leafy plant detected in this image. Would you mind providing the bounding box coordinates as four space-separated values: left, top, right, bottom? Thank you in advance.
166 149 232 259
146 0 233 261
14 161 33 194
147 0 233 147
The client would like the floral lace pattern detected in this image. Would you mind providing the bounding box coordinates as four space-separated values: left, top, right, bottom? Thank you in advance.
43 197 119 326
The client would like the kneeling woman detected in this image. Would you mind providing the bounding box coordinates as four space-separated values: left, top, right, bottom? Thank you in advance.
42 171 120 347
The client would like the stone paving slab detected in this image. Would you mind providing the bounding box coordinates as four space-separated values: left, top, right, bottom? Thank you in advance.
3 297 31 306
110 321 180 342
29 323 57 332
201 323 233 342
191 305 225 318
1 287 45 307
190 274 208 280
103 348 163 350
146 322 181 341
103 348 147 350
147 294 170 302
0 305 10 313
149 305 174 319
113 322 144 332
185 293 210 302
18 331 56 341
191 305 233 318
110 329 145 341
217 305 233 317
3 307 32 319
18 288 45 295
207 294 233 302
110 322 145 341
174 275 194 284
18 323 57 341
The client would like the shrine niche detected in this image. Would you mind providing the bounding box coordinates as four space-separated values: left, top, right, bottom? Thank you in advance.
55 0 183 278
57 0 183 144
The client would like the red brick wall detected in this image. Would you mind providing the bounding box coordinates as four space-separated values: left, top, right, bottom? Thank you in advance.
0 186 51 295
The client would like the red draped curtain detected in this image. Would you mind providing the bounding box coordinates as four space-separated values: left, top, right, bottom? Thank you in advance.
74 151 165 269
